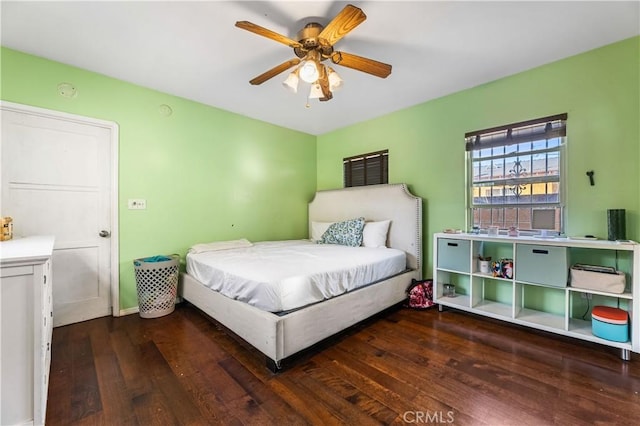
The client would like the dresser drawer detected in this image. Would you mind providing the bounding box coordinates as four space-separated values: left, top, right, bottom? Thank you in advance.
437 238 471 272
516 244 568 287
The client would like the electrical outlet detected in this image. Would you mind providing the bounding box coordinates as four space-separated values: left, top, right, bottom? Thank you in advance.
581 293 592 300
127 199 146 210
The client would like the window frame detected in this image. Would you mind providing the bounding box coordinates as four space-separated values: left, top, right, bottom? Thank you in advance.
465 114 567 235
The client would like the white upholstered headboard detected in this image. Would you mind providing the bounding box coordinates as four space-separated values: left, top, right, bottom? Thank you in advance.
308 183 422 271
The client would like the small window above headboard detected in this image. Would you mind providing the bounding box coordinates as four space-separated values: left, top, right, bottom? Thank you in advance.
343 150 388 187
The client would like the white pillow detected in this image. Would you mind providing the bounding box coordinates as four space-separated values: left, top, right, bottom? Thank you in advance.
311 221 334 242
362 220 391 248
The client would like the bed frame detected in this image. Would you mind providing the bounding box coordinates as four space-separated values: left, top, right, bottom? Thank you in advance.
180 183 422 371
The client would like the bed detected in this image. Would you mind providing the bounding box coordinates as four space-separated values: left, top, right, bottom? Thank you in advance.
180 183 422 371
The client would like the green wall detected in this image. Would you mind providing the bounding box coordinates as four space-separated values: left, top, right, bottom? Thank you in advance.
318 36 640 277
1 36 638 310
0 47 317 310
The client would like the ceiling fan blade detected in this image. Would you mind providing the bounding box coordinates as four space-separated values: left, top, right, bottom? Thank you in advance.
249 58 301 85
235 21 302 48
331 51 392 78
318 4 367 47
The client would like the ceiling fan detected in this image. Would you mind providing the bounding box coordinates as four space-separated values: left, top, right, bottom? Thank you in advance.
235 4 392 102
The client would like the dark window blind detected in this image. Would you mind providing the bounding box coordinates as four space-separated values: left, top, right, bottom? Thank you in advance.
344 150 388 187
465 113 567 152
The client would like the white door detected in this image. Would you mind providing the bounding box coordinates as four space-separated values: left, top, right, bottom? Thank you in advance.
1 102 118 326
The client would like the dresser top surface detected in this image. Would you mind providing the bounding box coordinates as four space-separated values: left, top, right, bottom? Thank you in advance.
0 235 55 264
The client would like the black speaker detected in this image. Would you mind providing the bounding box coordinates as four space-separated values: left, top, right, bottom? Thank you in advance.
607 209 626 241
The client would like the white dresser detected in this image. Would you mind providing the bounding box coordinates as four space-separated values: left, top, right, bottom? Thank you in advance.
1 236 54 425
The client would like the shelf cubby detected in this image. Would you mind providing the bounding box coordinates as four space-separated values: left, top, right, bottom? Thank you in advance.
433 233 639 360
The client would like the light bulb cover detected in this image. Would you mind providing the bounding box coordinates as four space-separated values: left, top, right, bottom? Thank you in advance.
327 67 343 91
282 71 299 93
299 60 319 83
308 83 323 99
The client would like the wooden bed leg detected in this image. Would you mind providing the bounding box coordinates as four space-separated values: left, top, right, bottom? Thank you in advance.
266 357 281 373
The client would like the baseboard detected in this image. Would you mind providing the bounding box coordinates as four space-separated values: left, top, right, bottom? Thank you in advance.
119 306 139 316
118 298 183 317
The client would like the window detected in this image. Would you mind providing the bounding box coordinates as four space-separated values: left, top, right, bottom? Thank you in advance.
344 149 388 187
466 114 567 234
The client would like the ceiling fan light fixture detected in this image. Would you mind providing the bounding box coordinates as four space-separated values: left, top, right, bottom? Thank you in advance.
327 67 343 91
237 4 391 103
282 70 299 93
299 60 319 83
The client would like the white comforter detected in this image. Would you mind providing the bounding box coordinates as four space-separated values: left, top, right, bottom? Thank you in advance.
186 240 406 312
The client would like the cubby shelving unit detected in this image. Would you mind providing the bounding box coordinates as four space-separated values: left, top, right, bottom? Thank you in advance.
433 233 639 360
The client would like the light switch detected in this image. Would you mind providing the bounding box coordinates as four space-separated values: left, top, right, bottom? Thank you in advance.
128 199 146 210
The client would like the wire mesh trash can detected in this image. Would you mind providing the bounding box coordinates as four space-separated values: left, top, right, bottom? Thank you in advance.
133 254 179 318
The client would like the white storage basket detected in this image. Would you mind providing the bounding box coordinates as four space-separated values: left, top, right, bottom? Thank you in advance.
133 255 179 318
570 266 626 294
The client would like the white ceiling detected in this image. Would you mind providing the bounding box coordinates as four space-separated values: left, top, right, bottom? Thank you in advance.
2 1 639 135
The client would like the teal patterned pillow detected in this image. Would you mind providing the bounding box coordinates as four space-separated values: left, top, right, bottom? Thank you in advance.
319 217 365 247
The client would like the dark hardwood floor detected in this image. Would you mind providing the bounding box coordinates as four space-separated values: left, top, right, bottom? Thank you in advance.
46 303 640 425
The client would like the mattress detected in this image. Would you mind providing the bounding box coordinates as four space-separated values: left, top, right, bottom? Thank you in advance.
185 239 407 312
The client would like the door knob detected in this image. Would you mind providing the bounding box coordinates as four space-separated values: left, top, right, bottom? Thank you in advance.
99 230 110 238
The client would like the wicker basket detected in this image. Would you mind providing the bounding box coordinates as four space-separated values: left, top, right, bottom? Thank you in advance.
133 255 179 318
